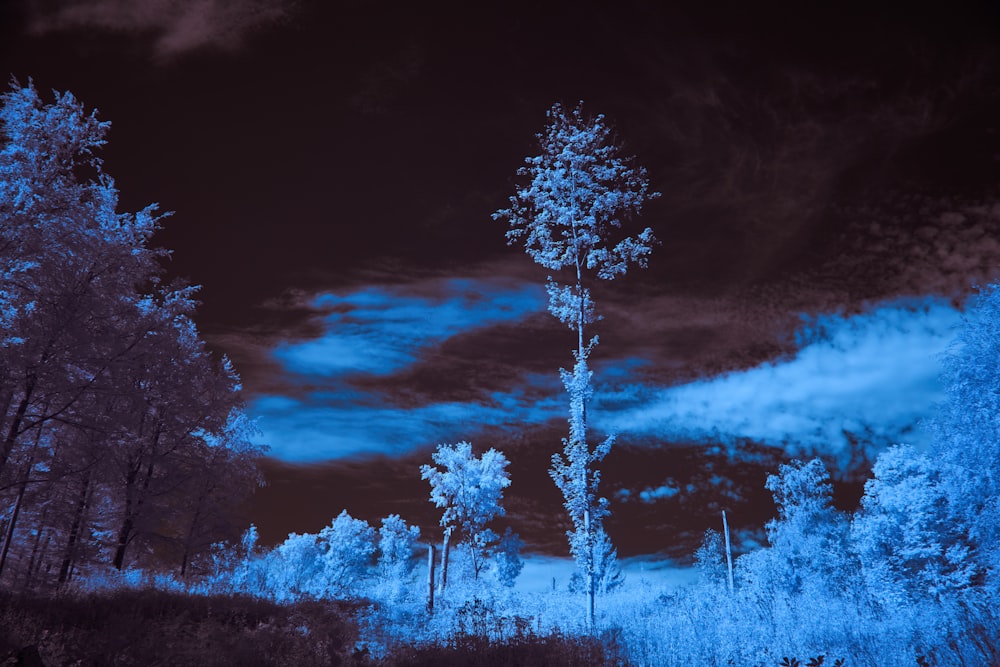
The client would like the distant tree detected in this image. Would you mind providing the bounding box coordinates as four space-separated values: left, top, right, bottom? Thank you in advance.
267 531 323 600
930 282 1000 584
493 527 524 589
738 459 853 603
317 510 376 597
851 445 976 606
694 529 727 588
421 441 511 582
494 101 658 627
376 514 420 600
261 512 377 602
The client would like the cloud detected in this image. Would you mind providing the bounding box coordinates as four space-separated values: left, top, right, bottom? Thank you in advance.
599 299 962 466
251 388 564 461
637 483 680 503
242 272 965 467
27 0 295 58
246 276 559 460
271 277 545 379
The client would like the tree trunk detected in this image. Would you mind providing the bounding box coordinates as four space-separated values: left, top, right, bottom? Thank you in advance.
0 418 44 579
58 474 91 586
23 502 49 592
0 386 13 433
584 507 595 630
114 424 160 570
0 379 34 475
426 544 435 612
179 508 200 578
25 526 52 591
113 515 134 571
0 471 27 579
439 527 451 593
723 510 734 594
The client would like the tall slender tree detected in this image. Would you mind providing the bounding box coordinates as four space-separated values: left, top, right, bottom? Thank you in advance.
494 102 658 627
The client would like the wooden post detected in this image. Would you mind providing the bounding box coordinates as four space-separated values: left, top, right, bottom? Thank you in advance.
722 510 734 594
427 544 435 613
440 527 451 593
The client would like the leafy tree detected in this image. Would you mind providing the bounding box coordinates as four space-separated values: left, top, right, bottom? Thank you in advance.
266 531 323 600
0 81 263 588
317 510 376 597
851 445 976 606
494 101 658 627
259 512 376 601
738 459 853 603
0 81 165 479
376 513 420 601
930 282 1000 583
493 527 524 589
421 441 511 582
694 529 727 588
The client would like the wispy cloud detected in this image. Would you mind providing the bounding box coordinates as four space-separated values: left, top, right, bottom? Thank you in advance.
271 277 545 379
251 389 565 461
247 276 557 460
599 299 962 465
27 0 295 58
243 271 963 466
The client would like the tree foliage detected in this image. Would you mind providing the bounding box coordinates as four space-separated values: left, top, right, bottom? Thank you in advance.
421 441 512 580
930 282 1000 582
495 101 657 627
376 514 420 601
851 445 976 606
0 81 264 589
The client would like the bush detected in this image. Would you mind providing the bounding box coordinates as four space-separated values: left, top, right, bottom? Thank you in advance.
0 588 362 666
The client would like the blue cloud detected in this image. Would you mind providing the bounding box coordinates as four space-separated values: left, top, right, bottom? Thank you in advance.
251 388 565 461
252 273 963 466
638 483 681 503
272 278 545 378
598 299 962 464
249 276 562 460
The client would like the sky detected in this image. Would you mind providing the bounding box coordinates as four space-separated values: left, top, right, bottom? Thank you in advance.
3 0 1000 561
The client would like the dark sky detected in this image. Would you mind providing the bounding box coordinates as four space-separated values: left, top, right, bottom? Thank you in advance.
4 0 1000 560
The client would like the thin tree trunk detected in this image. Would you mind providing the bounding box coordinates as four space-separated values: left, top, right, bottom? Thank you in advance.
58 473 91 586
426 544 435 612
26 526 52 590
113 515 135 571
439 527 451 593
114 423 161 570
585 506 594 629
0 378 34 474
0 416 45 578
0 387 13 432
0 471 27 579
23 504 49 591
180 498 204 577
723 510 734 594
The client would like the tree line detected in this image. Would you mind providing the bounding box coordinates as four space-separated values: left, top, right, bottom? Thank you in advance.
0 81 263 590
